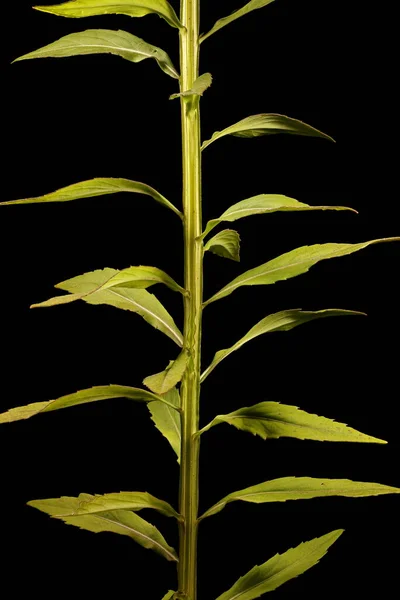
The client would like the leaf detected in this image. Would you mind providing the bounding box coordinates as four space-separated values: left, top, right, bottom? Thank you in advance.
162 593 175 600
0 178 182 218
200 476 400 520
0 384 178 424
199 401 386 444
148 387 181 463
201 114 333 150
52 268 183 346
204 229 241 262
170 73 213 99
200 194 356 240
214 529 343 599
201 309 364 382
28 495 178 561
34 0 183 29
14 29 179 78
204 237 400 306
144 351 189 394
200 0 275 43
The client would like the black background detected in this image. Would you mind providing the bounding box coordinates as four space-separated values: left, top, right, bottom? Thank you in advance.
1 1 399 598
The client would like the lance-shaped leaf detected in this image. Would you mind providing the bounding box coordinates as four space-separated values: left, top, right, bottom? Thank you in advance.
162 593 175 600
199 401 386 444
201 309 363 382
144 351 189 395
200 0 275 43
204 229 241 262
204 237 400 306
215 529 343 599
34 0 183 29
0 384 178 424
200 194 356 240
29 496 178 562
148 387 181 463
0 178 182 218
170 73 213 99
14 29 179 78
200 477 400 520
201 114 333 151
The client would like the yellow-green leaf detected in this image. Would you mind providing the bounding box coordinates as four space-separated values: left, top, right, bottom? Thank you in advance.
148 387 181 463
204 229 241 262
200 0 275 43
170 72 213 99
144 351 189 395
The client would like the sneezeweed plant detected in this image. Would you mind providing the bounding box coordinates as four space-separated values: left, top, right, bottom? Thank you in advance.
1 1 399 599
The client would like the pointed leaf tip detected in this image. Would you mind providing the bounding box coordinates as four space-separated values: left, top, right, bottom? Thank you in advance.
204 229 241 261
200 0 276 43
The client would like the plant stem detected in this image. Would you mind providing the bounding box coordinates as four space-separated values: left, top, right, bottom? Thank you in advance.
178 0 202 597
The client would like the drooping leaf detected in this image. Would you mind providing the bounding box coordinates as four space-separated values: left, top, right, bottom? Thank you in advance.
148 387 181 462
215 529 343 599
144 351 189 394
34 0 183 29
200 194 356 240
14 29 179 78
200 0 275 43
204 229 241 262
0 384 178 424
204 238 400 305
200 476 400 520
201 309 364 382
201 114 333 150
0 178 182 218
29 495 178 561
199 401 386 444
170 73 213 99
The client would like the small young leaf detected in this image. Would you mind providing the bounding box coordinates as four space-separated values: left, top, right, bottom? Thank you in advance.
148 387 181 463
204 229 241 262
199 401 386 444
144 351 189 394
214 529 343 599
201 309 364 382
204 238 400 306
200 194 356 240
200 0 275 43
29 496 178 561
14 29 179 78
0 178 182 218
162 593 175 600
170 73 213 99
0 384 178 424
34 0 183 29
200 476 400 520
201 114 333 150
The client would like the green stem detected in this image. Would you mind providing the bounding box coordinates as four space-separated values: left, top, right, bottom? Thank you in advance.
178 0 202 598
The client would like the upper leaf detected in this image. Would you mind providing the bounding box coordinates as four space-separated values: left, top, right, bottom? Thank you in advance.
201 309 363 382
204 238 400 306
204 229 241 262
14 29 179 78
143 351 189 394
0 178 182 218
34 0 183 29
162 593 175 600
200 194 356 240
201 114 333 150
214 529 343 599
148 387 181 462
200 476 400 520
200 0 275 43
170 73 213 100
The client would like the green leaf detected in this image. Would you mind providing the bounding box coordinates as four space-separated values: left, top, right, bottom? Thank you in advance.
201 114 333 150
199 401 386 444
0 178 182 218
200 194 356 240
162 593 175 600
148 387 181 463
34 0 183 29
170 72 213 99
201 309 363 382
0 384 178 424
14 29 179 78
204 238 400 306
144 351 189 395
28 495 178 561
204 229 241 262
200 476 400 520
214 529 343 599
52 268 183 346
200 0 275 43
